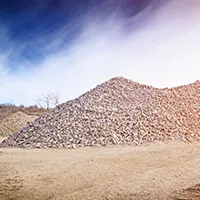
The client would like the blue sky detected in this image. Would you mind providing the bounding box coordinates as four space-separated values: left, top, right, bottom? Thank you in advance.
0 0 151 68
0 0 88 67
0 0 200 106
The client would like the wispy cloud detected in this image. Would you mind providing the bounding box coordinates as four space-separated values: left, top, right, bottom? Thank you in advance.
0 0 200 106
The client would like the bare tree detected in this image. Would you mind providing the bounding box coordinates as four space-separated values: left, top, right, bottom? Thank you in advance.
50 93 60 107
36 93 60 109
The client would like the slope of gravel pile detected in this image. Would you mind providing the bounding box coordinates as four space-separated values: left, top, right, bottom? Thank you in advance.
0 111 38 137
1 77 200 148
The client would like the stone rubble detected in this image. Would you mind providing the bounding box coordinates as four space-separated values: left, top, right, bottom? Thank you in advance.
0 77 200 148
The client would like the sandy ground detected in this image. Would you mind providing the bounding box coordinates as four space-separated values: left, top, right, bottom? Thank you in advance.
0 141 200 200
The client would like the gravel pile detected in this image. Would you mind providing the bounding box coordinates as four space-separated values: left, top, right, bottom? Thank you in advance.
0 111 37 137
1 77 200 148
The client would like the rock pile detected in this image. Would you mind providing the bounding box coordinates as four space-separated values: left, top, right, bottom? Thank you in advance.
1 77 200 148
0 111 37 137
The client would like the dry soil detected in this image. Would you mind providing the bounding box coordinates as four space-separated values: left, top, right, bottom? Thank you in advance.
0 141 200 200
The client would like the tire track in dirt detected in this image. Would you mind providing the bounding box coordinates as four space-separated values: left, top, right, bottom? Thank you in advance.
173 184 200 200
0 163 23 200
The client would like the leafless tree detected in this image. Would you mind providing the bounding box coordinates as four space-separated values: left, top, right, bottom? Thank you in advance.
50 93 60 107
36 93 60 109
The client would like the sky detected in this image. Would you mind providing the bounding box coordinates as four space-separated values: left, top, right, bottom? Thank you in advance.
0 0 200 106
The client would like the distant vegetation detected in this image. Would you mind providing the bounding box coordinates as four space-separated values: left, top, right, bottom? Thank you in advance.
0 104 45 121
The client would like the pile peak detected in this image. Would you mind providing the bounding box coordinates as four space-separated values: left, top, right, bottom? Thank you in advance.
104 76 151 88
106 76 133 83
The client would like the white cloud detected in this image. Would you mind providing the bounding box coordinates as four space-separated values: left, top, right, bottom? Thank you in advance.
1 0 200 106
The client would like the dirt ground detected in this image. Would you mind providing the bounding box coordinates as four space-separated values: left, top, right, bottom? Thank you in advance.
0 141 200 200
